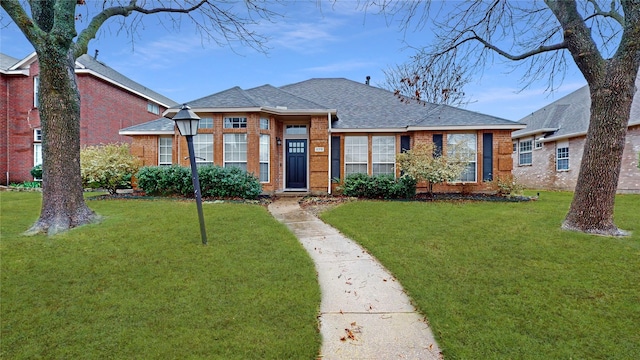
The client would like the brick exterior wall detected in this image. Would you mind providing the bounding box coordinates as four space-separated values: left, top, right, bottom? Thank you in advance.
1 58 169 184
128 113 517 195
513 124 640 193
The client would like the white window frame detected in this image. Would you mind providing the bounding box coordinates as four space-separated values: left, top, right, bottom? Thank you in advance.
33 128 42 169
285 124 307 135
260 118 269 130
33 143 42 168
224 133 247 170
147 102 160 115
344 136 368 176
224 116 247 129
193 133 213 166
259 134 270 182
33 76 39 108
447 133 477 183
372 136 396 176
158 136 173 165
535 138 543 149
556 141 569 171
519 139 533 166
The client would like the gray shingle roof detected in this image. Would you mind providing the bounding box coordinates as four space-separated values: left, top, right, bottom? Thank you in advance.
148 78 524 133
119 117 175 134
0 53 20 71
179 84 329 110
76 54 178 108
513 73 640 140
280 78 520 129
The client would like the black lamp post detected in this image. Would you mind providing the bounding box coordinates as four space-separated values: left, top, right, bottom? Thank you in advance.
172 104 207 245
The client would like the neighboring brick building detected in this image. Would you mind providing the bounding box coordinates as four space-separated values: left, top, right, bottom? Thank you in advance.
512 75 640 193
120 78 524 195
1 52 178 185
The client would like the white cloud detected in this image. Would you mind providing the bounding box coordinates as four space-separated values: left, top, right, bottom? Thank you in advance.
302 60 378 74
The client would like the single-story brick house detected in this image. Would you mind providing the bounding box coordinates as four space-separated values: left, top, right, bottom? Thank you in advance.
512 75 640 193
120 78 525 194
1 51 178 184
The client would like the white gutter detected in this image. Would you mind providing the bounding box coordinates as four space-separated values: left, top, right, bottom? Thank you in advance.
0 69 29 75
332 127 408 133
119 130 175 136
408 124 526 131
163 107 337 117
512 127 559 139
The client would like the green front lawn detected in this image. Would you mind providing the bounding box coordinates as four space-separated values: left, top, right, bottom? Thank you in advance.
321 192 640 359
1 192 321 359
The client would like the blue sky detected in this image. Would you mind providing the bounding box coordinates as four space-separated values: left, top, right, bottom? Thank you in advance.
1 0 587 121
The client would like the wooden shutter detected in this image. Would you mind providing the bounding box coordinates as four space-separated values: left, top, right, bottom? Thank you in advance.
400 135 411 153
331 136 341 180
483 133 493 181
432 134 443 157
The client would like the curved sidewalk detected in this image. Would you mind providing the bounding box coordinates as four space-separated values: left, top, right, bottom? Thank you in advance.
268 198 442 360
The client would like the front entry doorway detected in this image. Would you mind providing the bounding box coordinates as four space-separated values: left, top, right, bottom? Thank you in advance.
286 139 307 189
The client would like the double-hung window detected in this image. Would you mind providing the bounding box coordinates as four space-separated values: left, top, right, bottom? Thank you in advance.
224 117 247 129
519 139 533 166
193 133 213 166
260 118 269 130
33 129 42 168
158 136 173 165
33 76 40 108
259 134 270 182
147 102 160 115
224 133 247 170
556 142 569 171
447 133 477 182
345 136 368 175
372 136 395 176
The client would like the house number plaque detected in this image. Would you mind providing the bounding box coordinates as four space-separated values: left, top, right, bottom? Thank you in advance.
315 147 325 152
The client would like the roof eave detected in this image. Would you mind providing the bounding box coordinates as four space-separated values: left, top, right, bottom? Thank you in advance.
119 130 175 136
163 107 337 117
512 127 559 139
331 127 408 133
75 68 174 108
0 69 29 75
9 52 37 70
408 124 526 131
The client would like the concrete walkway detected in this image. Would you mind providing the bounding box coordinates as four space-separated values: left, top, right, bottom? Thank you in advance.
268 198 442 360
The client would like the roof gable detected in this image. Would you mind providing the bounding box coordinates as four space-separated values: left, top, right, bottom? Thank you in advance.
513 72 640 140
76 54 178 108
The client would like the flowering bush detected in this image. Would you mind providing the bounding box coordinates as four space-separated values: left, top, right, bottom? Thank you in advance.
396 142 470 193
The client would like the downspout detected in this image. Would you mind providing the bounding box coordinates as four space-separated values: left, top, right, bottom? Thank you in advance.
327 111 332 194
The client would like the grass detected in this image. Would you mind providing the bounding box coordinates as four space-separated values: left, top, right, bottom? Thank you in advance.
320 191 640 359
1 192 321 359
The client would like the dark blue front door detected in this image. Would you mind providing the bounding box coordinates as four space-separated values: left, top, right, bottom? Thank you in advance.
286 139 307 189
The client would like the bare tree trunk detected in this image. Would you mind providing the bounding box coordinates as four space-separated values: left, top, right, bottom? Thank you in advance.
562 67 636 236
25 48 99 236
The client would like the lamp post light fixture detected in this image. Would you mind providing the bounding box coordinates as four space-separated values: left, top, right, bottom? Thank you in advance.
172 104 207 245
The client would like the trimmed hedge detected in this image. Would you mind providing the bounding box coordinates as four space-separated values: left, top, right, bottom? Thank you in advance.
341 173 416 199
136 165 262 199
